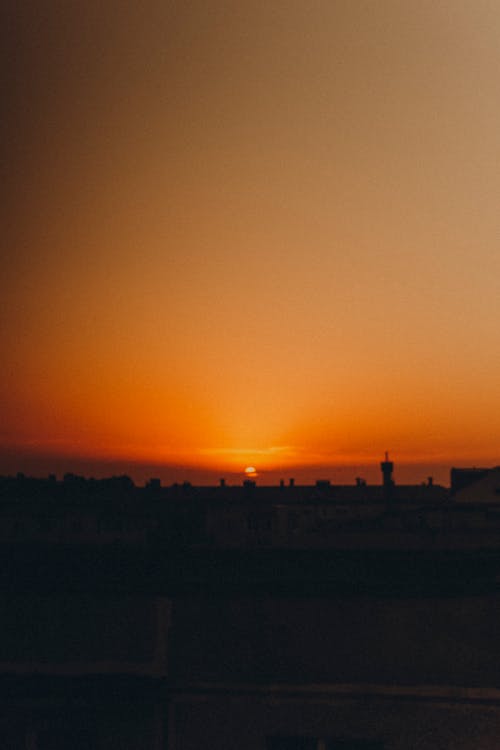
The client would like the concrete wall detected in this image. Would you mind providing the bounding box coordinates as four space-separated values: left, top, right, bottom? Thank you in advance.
0 595 170 676
170 594 500 686
169 692 500 750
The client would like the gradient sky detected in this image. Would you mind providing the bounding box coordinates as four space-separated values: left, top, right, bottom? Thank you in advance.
2 1 500 485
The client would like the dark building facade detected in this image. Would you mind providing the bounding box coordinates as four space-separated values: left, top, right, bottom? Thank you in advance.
2 463 500 748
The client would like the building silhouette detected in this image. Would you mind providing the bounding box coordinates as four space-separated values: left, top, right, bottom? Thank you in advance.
2 459 500 748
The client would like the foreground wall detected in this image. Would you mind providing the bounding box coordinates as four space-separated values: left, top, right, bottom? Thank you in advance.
3 545 500 748
168 592 500 749
169 689 500 750
0 595 170 749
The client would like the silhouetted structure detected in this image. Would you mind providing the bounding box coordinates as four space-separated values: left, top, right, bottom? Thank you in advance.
2 460 500 748
380 451 394 505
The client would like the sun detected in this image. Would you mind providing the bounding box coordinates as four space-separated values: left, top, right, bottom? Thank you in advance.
244 466 258 478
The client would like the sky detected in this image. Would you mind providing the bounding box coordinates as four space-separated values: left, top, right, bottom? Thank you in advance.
2 1 500 486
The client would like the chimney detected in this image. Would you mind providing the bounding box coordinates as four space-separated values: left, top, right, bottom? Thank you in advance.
315 480 331 488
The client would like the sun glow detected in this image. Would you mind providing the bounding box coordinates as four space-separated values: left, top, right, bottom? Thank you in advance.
2 3 500 485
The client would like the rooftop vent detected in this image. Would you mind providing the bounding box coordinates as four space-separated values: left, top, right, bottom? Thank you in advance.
315 480 331 488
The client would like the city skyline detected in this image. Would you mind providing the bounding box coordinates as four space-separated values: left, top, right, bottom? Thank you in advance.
2 2 500 483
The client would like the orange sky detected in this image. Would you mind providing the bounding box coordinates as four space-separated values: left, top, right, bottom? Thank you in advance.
2 1 500 485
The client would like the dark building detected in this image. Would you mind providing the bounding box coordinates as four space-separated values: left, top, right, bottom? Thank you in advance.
2 461 500 748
